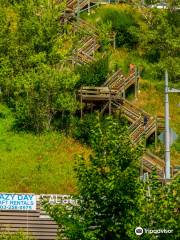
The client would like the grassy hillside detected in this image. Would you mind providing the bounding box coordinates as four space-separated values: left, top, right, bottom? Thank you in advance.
0 104 89 194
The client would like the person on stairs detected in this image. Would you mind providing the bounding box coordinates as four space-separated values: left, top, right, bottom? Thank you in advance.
143 115 148 130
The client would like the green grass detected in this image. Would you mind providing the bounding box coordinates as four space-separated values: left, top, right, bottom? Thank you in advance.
134 79 180 165
0 104 89 194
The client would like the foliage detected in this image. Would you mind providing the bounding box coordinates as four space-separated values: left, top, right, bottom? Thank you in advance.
10 67 79 132
92 6 140 48
96 21 112 51
86 5 180 82
139 8 180 81
70 114 98 144
0 231 34 240
75 57 109 87
0 103 89 193
0 0 66 76
130 172 180 240
0 0 80 132
44 117 142 239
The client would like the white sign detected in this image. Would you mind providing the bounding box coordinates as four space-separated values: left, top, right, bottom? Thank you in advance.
0 194 36 211
40 194 78 205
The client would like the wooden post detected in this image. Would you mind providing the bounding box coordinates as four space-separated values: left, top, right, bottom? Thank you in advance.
137 67 140 93
135 66 138 99
93 39 95 57
80 87 83 119
113 32 116 49
123 89 125 99
155 116 158 149
140 158 144 178
171 166 173 177
135 82 137 99
88 0 90 15
109 87 111 115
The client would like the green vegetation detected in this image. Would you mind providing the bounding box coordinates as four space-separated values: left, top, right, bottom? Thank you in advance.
135 172 180 240
0 1 179 194
134 78 180 164
0 232 34 240
45 117 142 239
45 118 180 240
0 1 179 239
82 3 180 165
0 104 89 193
84 4 180 81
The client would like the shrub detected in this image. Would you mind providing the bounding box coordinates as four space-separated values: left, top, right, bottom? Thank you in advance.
0 231 34 240
75 57 109 87
70 114 98 144
98 8 140 48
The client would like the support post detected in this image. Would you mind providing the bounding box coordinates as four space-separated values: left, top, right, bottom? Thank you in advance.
113 32 116 49
88 0 90 15
80 87 83 119
123 89 125 99
140 158 144 178
144 137 147 148
165 70 170 179
93 39 95 57
135 82 137 99
109 87 111 115
135 67 138 99
155 116 158 149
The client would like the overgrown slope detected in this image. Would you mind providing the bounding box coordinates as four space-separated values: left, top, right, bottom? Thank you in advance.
0 104 89 194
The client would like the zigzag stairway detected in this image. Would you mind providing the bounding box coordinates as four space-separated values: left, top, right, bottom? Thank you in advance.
78 65 175 179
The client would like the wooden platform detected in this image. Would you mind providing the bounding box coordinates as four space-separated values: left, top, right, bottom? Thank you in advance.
79 86 119 101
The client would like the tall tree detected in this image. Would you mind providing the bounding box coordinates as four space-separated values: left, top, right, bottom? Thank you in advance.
0 0 79 131
44 117 142 239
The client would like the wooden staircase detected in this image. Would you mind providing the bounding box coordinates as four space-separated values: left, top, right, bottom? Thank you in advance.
103 68 137 94
142 152 165 178
79 66 137 100
112 98 157 144
66 0 91 13
62 0 92 22
78 66 175 178
74 35 100 64
61 1 101 65
73 18 98 36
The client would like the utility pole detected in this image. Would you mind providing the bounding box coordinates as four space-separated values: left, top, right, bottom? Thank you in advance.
164 70 170 179
164 70 180 179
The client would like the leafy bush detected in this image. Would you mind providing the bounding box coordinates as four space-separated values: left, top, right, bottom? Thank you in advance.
0 232 34 240
10 67 79 132
44 117 142 240
75 57 109 87
98 8 140 48
70 114 98 144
